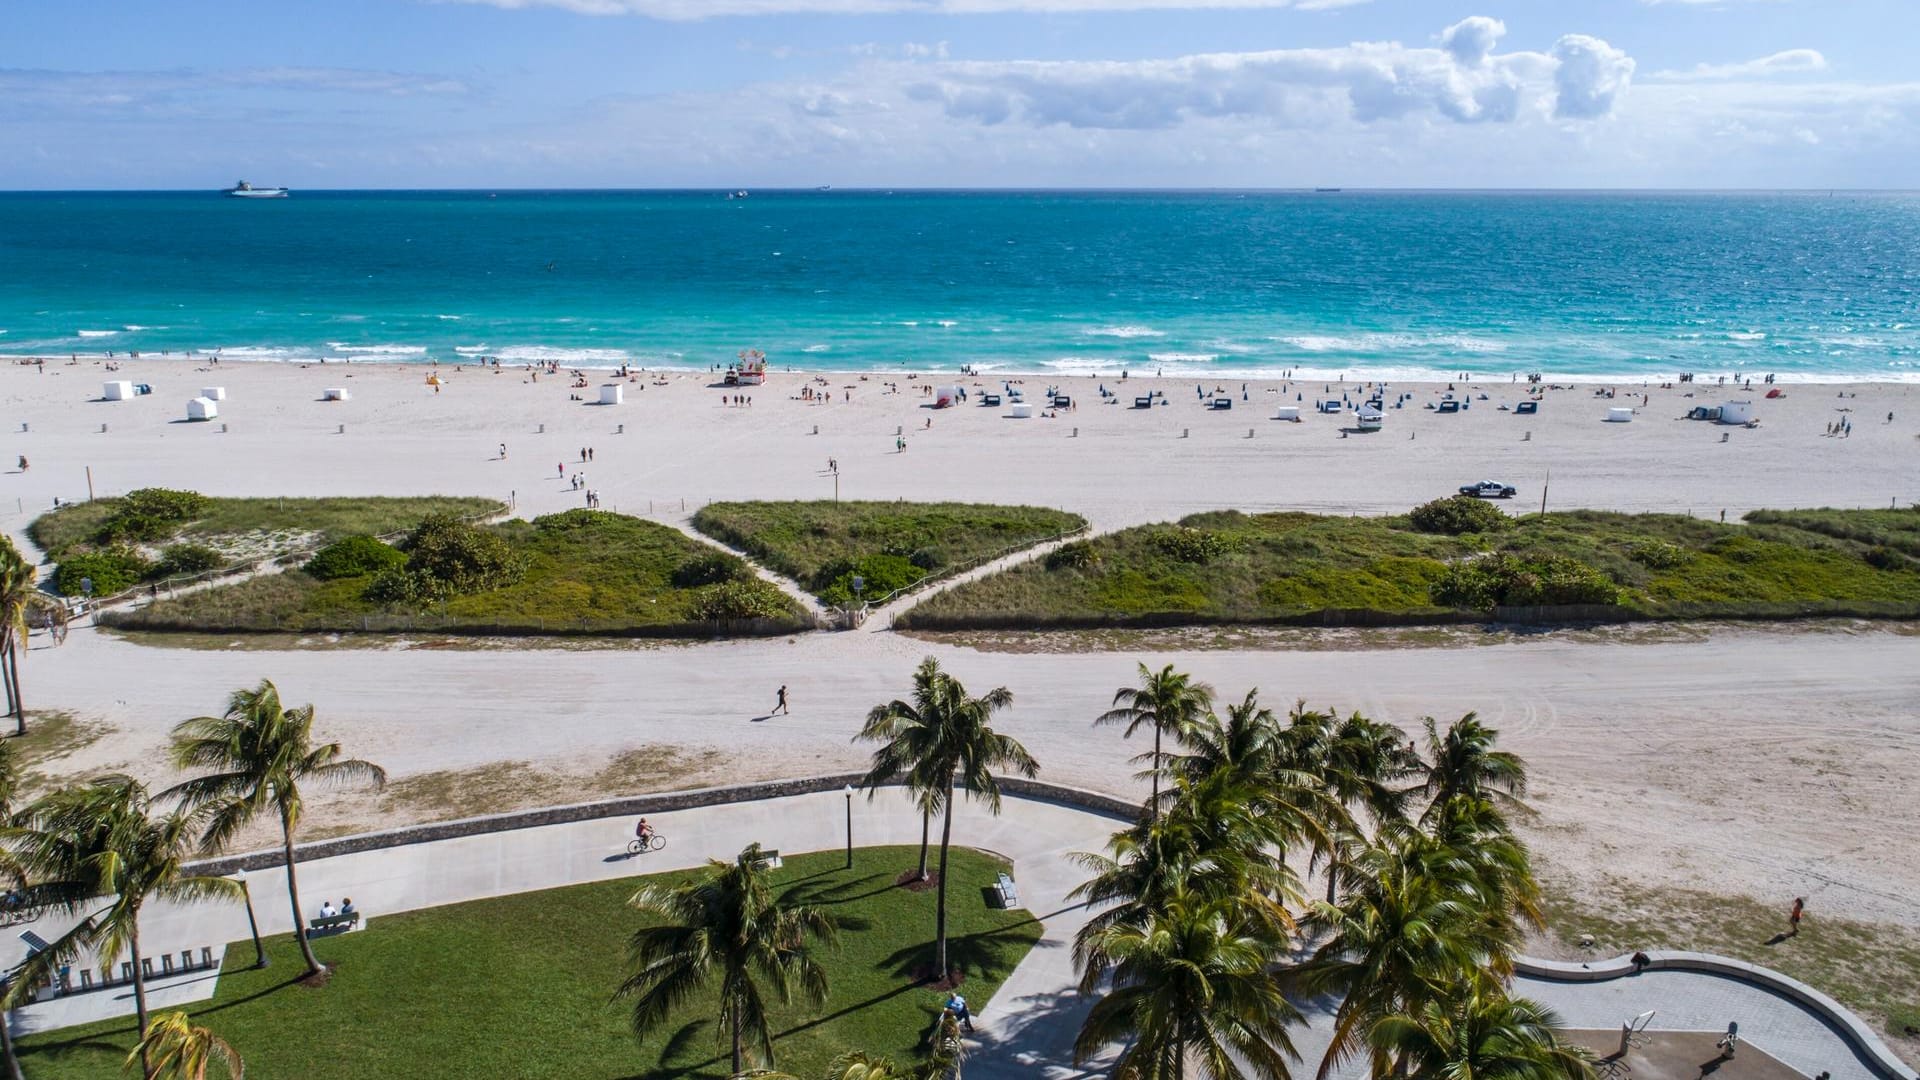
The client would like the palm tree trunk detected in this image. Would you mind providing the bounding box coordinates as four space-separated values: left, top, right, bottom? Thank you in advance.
934 776 956 979
1150 724 1162 817
917 809 931 881
5 642 21 736
129 924 152 1074
0 1000 25 1080
730 1009 743 1076
0 634 18 734
282 811 324 978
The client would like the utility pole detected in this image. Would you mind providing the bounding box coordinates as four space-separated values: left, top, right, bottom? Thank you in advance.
85 466 94 502
1540 469 1549 517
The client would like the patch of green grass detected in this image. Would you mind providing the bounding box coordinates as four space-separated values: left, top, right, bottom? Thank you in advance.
106 510 810 638
16 846 1043 1080
691 501 1085 603
1540 882 1920 1064
901 507 1920 631
29 495 504 561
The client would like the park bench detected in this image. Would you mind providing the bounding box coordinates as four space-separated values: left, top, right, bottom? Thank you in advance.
309 911 362 934
990 872 1020 909
754 849 783 870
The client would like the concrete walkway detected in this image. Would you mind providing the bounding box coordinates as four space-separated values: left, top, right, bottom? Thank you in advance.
3 790 1902 1080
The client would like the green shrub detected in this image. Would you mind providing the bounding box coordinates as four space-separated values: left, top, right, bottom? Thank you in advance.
671 552 744 589
91 488 212 545
1433 553 1620 610
367 515 525 604
153 543 226 578
306 535 407 580
1046 540 1099 571
1628 541 1691 570
1863 546 1912 572
814 553 923 605
908 546 948 573
1409 496 1510 536
687 580 792 621
1150 527 1242 563
54 549 150 597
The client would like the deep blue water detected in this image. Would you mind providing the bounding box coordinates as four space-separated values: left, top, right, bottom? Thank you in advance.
1 189 1916 381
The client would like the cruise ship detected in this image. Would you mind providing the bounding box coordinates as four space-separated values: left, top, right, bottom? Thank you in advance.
226 181 289 199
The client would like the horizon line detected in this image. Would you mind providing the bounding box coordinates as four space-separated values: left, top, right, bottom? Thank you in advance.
0 185 1911 195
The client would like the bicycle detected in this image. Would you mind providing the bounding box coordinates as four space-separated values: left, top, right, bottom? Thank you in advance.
627 834 666 856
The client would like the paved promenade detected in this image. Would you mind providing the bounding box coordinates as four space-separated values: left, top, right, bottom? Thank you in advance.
5 789 1904 1080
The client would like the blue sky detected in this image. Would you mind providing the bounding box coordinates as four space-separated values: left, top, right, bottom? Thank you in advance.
2 0 1914 188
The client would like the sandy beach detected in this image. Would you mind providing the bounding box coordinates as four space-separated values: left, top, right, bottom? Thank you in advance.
3 356 1918 934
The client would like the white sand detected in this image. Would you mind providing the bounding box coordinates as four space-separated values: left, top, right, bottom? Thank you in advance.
3 357 1919 930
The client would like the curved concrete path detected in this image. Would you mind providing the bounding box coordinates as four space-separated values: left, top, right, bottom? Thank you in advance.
7 787 1908 1080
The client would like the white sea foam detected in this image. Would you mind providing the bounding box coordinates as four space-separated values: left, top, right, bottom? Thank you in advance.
493 346 628 364
434 314 463 321
1148 352 1221 364
1084 325 1165 339
77 329 119 338
802 344 832 353
936 320 958 328
1727 331 1768 342
326 343 428 356
1278 332 1506 354
122 324 166 332
453 345 489 355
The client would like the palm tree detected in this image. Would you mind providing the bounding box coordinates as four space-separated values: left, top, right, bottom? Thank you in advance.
1295 828 1509 1080
5 777 242 1073
0 538 54 736
855 660 958 882
1418 713 1528 823
164 680 386 980
0 739 27 1080
854 657 1036 981
618 842 837 1076
1163 689 1280 788
1073 891 1302 1080
1312 711 1419 904
1097 664 1213 816
125 1011 244 1080
1367 989 1593 1080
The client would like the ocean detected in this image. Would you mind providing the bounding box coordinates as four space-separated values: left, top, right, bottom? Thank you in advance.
1 189 1916 382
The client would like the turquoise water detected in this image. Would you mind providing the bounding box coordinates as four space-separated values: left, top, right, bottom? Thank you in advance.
2 190 1916 381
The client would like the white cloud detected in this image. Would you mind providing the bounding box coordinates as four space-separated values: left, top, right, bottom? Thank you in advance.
445 0 1369 17
1651 49 1827 81
1551 34 1634 119
902 23 1623 132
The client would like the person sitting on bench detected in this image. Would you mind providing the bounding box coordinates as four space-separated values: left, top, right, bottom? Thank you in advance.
340 898 355 916
320 900 338 919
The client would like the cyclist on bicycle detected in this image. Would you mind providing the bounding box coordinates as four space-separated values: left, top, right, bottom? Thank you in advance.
635 817 654 845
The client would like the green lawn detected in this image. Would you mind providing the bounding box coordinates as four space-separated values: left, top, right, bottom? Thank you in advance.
690 501 1085 604
900 506 1920 630
16 847 1042 1080
108 510 810 637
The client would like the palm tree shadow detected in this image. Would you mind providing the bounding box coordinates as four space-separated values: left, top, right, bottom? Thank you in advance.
616 1018 724 1080
780 871 898 908
876 924 1033 983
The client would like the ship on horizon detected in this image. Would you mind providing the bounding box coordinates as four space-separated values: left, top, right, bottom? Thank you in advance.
226 180 289 199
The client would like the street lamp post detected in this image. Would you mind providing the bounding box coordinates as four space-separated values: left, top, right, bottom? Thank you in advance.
843 785 855 869
235 868 267 969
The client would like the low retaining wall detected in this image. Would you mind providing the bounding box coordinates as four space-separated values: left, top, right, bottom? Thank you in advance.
1518 952 1917 1080
188 773 1139 878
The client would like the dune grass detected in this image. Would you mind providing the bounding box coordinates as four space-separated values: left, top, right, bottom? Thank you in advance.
14 846 1042 1080
107 510 809 637
691 501 1085 604
28 495 503 560
901 506 1920 630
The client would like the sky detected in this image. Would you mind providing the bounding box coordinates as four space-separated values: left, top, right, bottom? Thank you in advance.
1 0 1914 189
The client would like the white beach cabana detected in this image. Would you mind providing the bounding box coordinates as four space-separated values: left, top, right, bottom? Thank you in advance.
186 397 218 421
1273 406 1301 422
1718 400 1755 425
322 388 351 402
1008 403 1033 419
1606 407 1634 423
102 380 134 401
201 386 227 401
599 384 624 405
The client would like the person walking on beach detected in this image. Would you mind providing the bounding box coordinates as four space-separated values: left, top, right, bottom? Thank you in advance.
558 462 565 477
773 685 789 715
1789 896 1804 935
499 443 507 460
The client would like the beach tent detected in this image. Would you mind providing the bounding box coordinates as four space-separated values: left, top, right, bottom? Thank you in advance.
1273 406 1301 422
1718 400 1754 425
1008 403 1033 418
186 397 218 421
102 381 134 401
322 388 351 402
200 386 227 401
934 386 962 408
1356 405 1383 430
599 384 624 405
1606 407 1634 423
